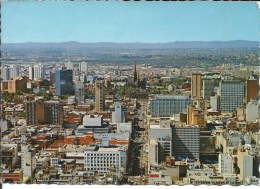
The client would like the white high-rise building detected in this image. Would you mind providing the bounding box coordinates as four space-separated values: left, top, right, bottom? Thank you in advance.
218 153 233 174
238 149 253 180
1 67 10 80
112 102 124 123
9 65 19 79
21 144 36 178
246 100 259 122
34 65 45 80
28 66 34 80
79 62 88 73
65 61 74 70
219 80 245 113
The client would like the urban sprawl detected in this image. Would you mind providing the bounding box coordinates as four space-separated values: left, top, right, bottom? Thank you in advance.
0 51 260 186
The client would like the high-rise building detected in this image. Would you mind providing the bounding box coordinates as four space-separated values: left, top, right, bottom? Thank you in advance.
65 62 74 70
191 73 202 100
75 82 85 103
149 95 192 117
95 79 105 112
55 69 74 96
157 138 172 164
7 76 27 94
28 66 34 80
26 99 45 125
112 102 124 123
210 95 220 112
219 80 245 113
238 148 253 180
171 125 200 160
218 153 233 174
9 65 19 79
246 76 259 103
21 144 36 178
33 65 45 81
44 101 64 125
148 138 172 165
1 67 10 80
202 79 215 100
246 100 259 122
79 62 88 73
187 105 205 129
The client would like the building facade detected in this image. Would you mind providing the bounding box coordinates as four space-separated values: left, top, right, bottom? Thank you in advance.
219 80 245 113
171 125 200 160
202 79 215 100
95 79 105 112
75 82 85 103
55 69 74 96
246 76 259 103
191 73 202 100
149 95 192 117
218 153 233 174
84 148 127 173
44 101 64 125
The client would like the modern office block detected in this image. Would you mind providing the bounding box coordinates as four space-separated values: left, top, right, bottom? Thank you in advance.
202 79 215 100
246 76 259 103
55 69 74 96
171 125 200 160
219 80 245 113
191 73 202 100
95 79 105 112
149 95 191 117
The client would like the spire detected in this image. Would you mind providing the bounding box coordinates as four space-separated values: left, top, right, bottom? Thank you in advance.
134 62 137 83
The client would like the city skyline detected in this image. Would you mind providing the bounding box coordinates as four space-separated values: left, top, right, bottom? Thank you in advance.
2 2 260 43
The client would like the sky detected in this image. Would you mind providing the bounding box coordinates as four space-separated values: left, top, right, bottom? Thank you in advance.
2 1 260 43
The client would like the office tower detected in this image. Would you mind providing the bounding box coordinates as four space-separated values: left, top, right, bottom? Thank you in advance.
202 79 215 100
112 102 123 123
84 148 127 174
33 65 45 81
1 67 10 80
246 100 259 122
210 95 220 112
218 153 233 174
238 148 253 180
246 76 259 103
75 82 85 103
219 80 245 113
191 73 202 100
21 144 36 178
7 76 27 93
65 61 74 70
95 79 104 112
55 69 74 96
157 138 172 164
28 66 34 80
44 101 63 125
149 95 192 117
187 105 205 129
79 62 88 73
26 99 45 125
9 65 19 79
171 125 200 160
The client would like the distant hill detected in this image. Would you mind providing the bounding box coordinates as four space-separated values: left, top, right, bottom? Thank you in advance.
2 40 259 50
